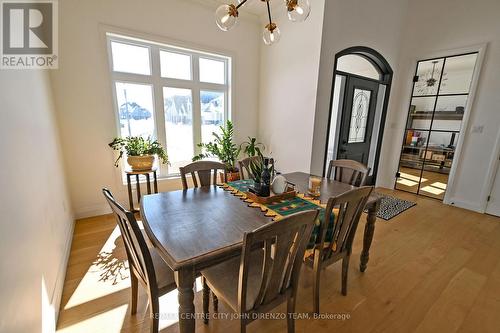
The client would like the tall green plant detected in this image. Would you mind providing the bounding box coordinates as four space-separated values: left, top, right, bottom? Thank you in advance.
108 136 168 167
193 120 241 172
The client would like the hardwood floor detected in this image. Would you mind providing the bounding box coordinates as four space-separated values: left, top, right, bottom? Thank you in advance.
396 167 450 200
56 189 500 333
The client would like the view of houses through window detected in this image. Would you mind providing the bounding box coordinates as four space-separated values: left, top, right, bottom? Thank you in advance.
107 33 231 177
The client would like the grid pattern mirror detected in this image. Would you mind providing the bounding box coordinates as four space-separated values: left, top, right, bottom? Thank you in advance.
395 53 478 200
107 33 231 178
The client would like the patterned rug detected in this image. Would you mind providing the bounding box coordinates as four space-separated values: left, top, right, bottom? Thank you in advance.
369 194 416 221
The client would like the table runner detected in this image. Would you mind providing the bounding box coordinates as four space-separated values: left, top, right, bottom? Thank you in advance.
221 179 336 250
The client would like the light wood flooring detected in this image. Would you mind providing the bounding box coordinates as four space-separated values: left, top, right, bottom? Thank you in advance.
396 167 450 200
56 188 500 333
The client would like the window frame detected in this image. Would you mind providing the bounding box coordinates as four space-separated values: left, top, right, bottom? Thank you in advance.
106 33 232 178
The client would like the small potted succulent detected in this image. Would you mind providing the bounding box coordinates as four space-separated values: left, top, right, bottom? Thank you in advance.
193 120 241 182
109 136 168 171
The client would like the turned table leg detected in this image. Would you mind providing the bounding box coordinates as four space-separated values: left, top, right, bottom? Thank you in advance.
360 199 380 272
175 268 196 333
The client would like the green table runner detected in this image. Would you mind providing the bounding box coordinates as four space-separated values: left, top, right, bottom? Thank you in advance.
222 180 336 250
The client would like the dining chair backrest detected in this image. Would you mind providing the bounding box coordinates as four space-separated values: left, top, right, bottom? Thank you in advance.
326 159 370 186
179 161 227 190
238 156 261 180
102 188 157 290
319 186 373 258
238 210 318 313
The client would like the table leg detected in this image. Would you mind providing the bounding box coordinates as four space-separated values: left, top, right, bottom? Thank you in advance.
175 267 196 333
135 174 141 205
153 171 158 193
360 200 380 272
126 174 135 212
146 173 151 194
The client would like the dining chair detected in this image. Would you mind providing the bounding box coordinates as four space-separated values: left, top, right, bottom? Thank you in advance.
102 188 177 333
179 160 227 190
326 159 370 186
201 210 319 333
238 156 261 180
305 186 373 314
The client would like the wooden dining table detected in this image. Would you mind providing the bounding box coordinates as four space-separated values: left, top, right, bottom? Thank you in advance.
141 172 382 333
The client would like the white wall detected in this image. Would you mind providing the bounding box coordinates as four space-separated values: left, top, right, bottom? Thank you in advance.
381 0 500 211
308 0 500 212
51 0 261 218
258 0 325 173
0 71 74 332
310 0 410 176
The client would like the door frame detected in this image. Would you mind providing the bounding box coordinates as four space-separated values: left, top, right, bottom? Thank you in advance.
394 44 487 208
323 46 393 185
483 127 500 213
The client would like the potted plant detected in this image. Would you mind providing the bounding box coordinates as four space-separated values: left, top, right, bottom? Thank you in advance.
193 120 241 182
109 136 169 171
249 154 275 183
240 137 265 157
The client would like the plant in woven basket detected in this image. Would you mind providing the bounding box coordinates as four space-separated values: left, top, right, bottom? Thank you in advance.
108 136 169 169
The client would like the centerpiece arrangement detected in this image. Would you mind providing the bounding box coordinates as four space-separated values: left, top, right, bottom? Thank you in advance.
108 136 168 171
243 153 296 203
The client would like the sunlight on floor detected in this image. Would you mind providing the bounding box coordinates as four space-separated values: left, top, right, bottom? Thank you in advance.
158 290 181 330
420 185 445 195
58 304 129 333
65 225 130 309
399 172 428 183
430 182 447 190
58 219 211 333
397 178 418 187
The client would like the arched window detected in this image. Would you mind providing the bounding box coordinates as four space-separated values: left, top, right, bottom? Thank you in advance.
336 54 381 80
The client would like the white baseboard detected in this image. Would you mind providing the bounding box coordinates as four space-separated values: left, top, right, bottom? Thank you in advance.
75 204 111 219
51 216 75 326
446 197 484 213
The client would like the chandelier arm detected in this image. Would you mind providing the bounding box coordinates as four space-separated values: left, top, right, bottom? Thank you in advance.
266 0 273 26
236 0 248 10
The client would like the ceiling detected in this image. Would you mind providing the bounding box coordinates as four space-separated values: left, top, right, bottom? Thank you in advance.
214 0 283 17
236 0 269 16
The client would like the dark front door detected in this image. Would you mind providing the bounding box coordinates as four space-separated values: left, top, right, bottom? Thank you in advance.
338 77 379 168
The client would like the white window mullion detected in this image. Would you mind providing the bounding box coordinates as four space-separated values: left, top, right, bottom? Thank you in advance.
192 54 202 155
151 45 168 177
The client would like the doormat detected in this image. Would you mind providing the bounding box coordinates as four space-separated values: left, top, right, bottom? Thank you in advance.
368 194 416 221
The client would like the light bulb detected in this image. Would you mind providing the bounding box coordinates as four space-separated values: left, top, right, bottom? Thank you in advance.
286 0 311 22
215 4 239 31
263 23 281 45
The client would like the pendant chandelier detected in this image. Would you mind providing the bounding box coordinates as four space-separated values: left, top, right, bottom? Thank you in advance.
215 0 311 45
